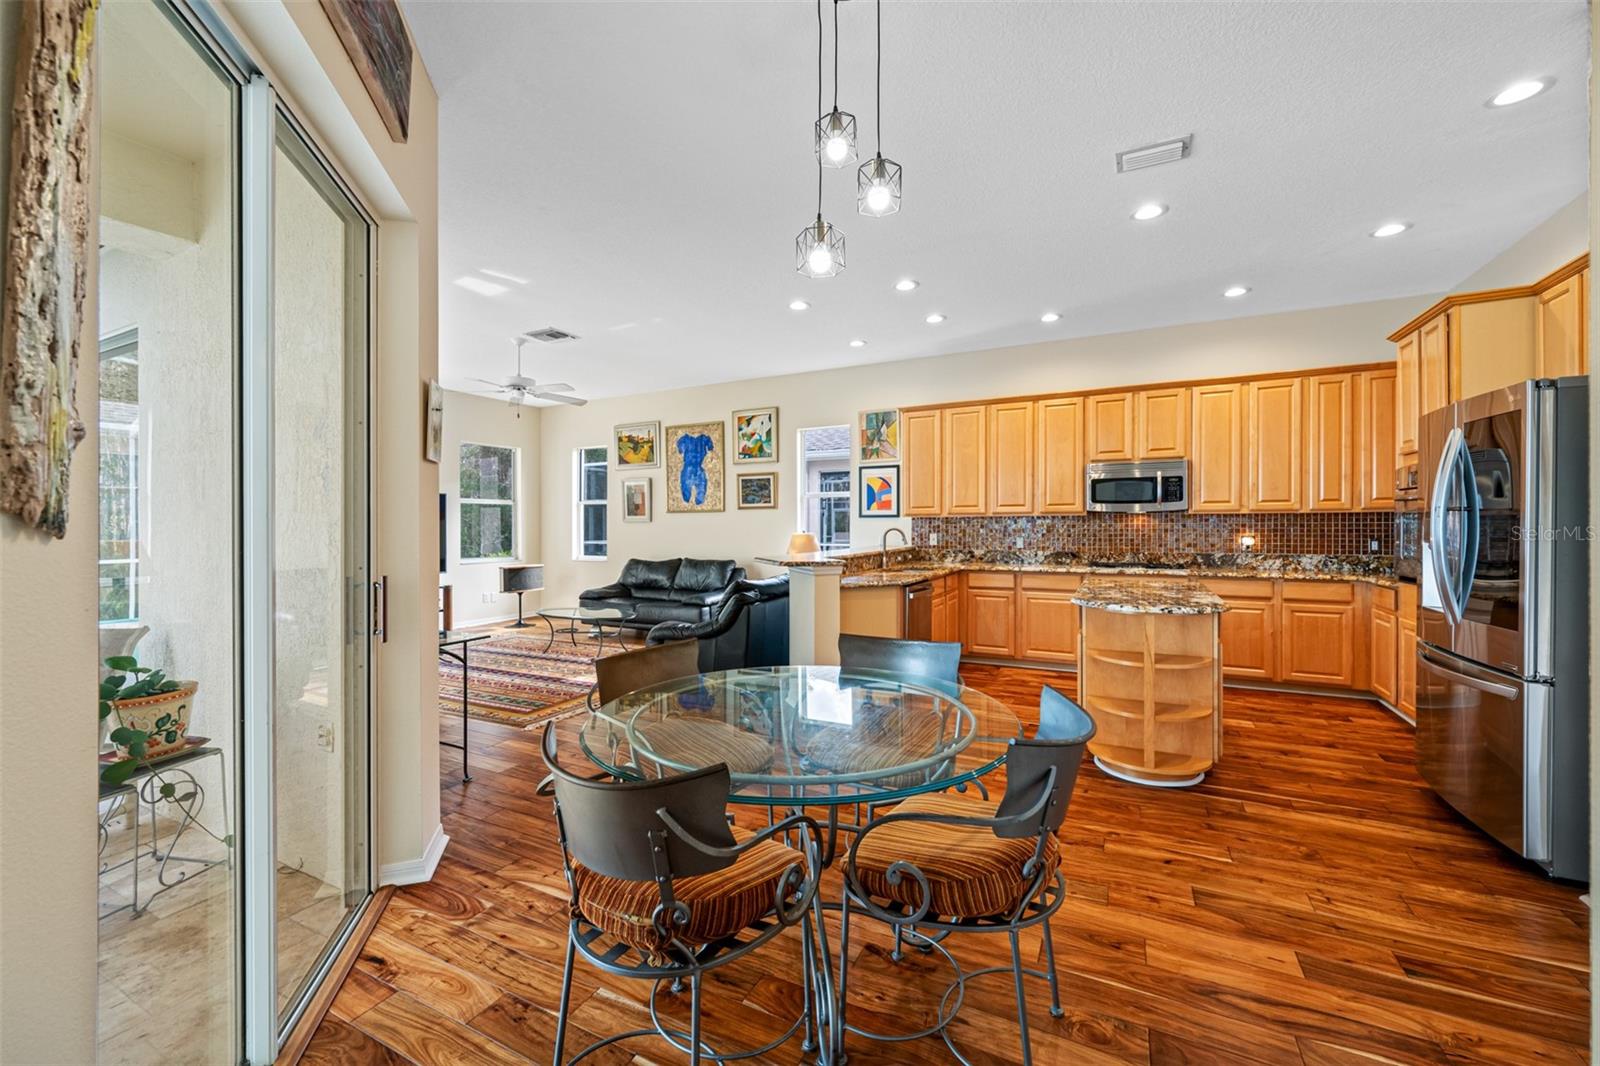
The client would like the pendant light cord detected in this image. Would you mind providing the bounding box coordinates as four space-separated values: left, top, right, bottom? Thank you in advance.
832 0 840 111
816 0 823 218
875 0 882 155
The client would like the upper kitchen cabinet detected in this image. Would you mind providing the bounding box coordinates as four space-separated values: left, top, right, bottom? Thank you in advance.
1246 377 1303 511
1455 298 1536 398
1085 391 1136 461
1136 387 1190 459
1190 382 1244 512
1537 268 1588 378
1035 395 1084 513
903 408 943 516
987 401 1035 514
943 404 989 514
1395 330 1420 462
1304 373 1356 511
1357 369 1397 511
1417 312 1451 415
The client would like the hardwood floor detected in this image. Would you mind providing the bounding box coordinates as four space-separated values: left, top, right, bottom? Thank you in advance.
304 666 1590 1065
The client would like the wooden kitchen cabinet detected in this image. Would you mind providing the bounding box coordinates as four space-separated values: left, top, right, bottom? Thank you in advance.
1357 369 1397 511
1396 330 1420 462
1246 377 1303 511
1455 297 1536 399
1190 382 1245 512
903 408 943 516
1136 387 1190 459
1085 392 1136 462
1035 396 1084 513
987 401 1035 514
1305 372 1356 511
930 580 949 643
1279 582 1357 688
1397 582 1418 718
1537 270 1588 378
1369 586 1398 706
943 405 988 514
1016 573 1081 664
1203 578 1277 680
1418 312 1450 415
963 572 1016 658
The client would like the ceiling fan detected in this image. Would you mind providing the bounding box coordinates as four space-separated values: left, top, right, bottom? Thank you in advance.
468 336 588 407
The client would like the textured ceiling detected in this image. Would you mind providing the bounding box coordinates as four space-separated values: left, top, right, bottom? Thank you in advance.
402 0 1589 401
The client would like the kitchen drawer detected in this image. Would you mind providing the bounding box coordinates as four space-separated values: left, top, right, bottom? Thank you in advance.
1370 585 1398 612
1204 578 1274 600
1280 580 1355 604
1018 572 1082 592
965 571 1018 590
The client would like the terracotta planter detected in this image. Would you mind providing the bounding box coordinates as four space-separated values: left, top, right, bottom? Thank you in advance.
110 682 198 760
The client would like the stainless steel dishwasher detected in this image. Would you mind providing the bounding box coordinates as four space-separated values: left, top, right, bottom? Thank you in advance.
904 581 934 641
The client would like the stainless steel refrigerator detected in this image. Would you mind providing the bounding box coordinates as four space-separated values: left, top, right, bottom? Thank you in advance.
1417 377 1589 881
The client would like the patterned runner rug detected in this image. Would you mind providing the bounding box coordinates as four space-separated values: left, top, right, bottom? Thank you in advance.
438 627 640 726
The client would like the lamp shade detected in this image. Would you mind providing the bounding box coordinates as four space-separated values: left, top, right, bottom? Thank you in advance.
499 564 545 594
787 532 820 556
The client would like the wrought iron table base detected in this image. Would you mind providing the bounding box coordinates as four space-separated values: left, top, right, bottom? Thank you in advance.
97 747 232 920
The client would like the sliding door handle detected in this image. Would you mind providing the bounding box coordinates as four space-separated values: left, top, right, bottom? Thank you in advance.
372 576 388 643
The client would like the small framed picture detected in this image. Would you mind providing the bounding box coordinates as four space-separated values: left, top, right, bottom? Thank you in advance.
858 464 900 517
424 379 444 463
614 421 661 468
622 477 652 522
736 471 778 509
732 406 779 464
858 408 899 461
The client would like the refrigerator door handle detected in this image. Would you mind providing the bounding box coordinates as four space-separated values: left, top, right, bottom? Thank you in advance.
1428 427 1464 626
1417 644 1520 700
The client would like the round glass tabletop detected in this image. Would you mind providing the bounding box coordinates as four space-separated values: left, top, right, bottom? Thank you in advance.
537 605 634 622
577 666 1024 807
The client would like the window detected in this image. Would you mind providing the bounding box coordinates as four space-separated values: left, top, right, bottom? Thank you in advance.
98 329 140 621
575 446 608 559
798 425 851 551
460 443 517 560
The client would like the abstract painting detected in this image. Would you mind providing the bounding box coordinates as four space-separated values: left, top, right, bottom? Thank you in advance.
859 464 900 517
859 408 899 461
614 420 660 467
736 472 777 509
733 406 778 464
1 0 98 538
666 421 724 512
622 477 652 522
320 0 414 142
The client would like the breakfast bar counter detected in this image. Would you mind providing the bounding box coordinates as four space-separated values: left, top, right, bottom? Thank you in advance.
1072 578 1226 788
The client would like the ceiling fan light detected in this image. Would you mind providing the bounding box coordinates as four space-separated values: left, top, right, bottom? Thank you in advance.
795 216 846 278
815 108 858 168
857 154 902 217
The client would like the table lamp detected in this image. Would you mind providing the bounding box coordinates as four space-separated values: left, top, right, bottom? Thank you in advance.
787 532 820 556
499 563 545 627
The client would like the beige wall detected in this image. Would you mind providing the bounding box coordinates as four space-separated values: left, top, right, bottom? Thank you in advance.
1588 5 1597 1058
442 390 543 626
538 293 1434 603
1457 193 1588 292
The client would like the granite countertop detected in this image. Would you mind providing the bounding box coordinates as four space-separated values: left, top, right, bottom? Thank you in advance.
1071 577 1227 615
754 552 853 569
840 561 1400 589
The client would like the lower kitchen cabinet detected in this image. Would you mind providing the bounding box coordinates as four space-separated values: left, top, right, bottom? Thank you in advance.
1397 581 1418 717
1203 579 1277 680
1016 574 1081 664
1369 587 1398 705
931 575 963 644
963 573 1016 658
1279 582 1357 688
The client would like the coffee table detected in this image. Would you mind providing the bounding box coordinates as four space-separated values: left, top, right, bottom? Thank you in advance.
536 605 636 656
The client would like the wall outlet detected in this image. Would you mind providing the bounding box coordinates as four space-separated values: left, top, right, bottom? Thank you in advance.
928 533 939 546
316 724 335 752
1369 538 1380 552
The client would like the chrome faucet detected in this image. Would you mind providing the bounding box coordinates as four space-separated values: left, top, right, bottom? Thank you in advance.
881 526 908 570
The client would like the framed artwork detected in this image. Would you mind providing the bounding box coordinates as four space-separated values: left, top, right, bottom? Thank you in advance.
736 472 778 509
858 408 900 461
614 421 660 468
622 477 652 522
424 379 443 463
665 421 725 512
859 464 900 517
732 406 779 464
319 0 414 142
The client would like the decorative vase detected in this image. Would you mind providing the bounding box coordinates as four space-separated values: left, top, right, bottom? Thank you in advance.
110 682 198 760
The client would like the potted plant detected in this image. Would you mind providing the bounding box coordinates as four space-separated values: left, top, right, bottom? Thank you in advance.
99 655 197 787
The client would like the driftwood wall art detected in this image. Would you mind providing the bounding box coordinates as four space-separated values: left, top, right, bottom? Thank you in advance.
0 0 97 538
320 0 413 143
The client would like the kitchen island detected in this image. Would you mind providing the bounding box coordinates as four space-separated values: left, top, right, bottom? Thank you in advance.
1072 578 1226 788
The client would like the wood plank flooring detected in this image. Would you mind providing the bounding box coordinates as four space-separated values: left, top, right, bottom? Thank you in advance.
304 666 1590 1065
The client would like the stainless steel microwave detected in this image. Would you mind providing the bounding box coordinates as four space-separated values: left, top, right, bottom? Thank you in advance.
1084 459 1189 513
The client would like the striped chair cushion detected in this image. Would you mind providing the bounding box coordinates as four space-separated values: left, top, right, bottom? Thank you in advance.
805 708 947 790
853 792 1057 919
633 718 775 776
572 826 802 958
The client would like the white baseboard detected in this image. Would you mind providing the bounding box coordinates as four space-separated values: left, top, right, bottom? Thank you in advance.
378 822 449 886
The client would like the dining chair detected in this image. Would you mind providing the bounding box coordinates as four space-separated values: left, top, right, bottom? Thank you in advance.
595 638 701 706
1036 683 1088 740
538 725 829 1065
835 691 1095 1066
837 633 962 689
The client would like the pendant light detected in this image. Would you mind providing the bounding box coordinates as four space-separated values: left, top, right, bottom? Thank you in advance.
814 0 856 168
796 0 845 277
857 0 901 216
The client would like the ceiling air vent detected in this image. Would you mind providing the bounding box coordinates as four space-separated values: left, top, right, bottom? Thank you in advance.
1115 136 1191 173
523 327 579 343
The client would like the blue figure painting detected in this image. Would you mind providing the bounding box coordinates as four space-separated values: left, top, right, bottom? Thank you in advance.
668 422 724 511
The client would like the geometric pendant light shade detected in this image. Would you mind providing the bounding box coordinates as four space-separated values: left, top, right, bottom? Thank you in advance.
857 152 900 216
816 108 857 168
795 215 846 278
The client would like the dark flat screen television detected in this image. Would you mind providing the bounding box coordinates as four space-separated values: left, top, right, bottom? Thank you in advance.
439 492 447 573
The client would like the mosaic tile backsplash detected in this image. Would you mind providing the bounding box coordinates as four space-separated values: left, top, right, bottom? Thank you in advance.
911 512 1394 558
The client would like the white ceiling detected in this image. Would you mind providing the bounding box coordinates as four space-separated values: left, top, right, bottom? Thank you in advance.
402 0 1589 401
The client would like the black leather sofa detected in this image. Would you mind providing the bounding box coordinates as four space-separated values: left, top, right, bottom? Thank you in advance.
579 558 747 630
647 576 790 671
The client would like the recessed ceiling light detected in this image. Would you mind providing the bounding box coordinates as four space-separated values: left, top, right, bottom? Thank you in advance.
1371 222 1410 238
1490 79 1548 107
1040 312 1061 323
454 276 508 296
1223 285 1250 298
925 313 946 324
789 299 810 311
895 278 919 292
479 268 529 285
1131 202 1168 222
849 339 866 348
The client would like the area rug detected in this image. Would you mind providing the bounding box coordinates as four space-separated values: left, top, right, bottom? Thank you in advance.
438 627 637 726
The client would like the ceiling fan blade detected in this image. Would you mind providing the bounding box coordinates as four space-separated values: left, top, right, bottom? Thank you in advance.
471 378 509 389
537 382 575 392
533 391 588 407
